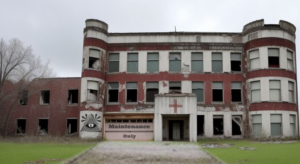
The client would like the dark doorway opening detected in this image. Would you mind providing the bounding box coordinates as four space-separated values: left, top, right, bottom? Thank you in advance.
39 119 48 134
67 119 78 134
213 116 223 135
197 115 204 136
16 119 26 134
168 120 184 141
232 116 242 135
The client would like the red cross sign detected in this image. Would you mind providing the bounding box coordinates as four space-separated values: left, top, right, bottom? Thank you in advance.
169 99 182 113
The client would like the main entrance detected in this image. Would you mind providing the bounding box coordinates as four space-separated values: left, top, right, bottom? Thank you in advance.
169 120 184 140
162 115 189 141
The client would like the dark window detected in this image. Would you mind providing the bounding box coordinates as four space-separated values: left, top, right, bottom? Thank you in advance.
40 90 50 104
147 119 153 122
212 82 223 102
231 53 241 71
16 119 26 134
231 82 242 102
20 90 28 105
146 82 158 102
213 115 223 135
109 53 119 72
197 115 204 136
232 116 242 135
67 119 77 134
68 90 78 104
268 48 279 68
123 119 129 122
169 82 181 93
38 119 48 135
108 83 119 103
126 82 137 103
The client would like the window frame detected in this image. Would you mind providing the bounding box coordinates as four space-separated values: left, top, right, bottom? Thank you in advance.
212 82 223 103
108 53 120 73
269 80 281 102
87 81 99 102
107 82 119 104
88 49 101 70
287 50 294 71
127 53 139 72
191 52 203 72
126 82 138 103
146 82 159 103
169 53 181 72
147 53 159 72
250 81 260 102
230 53 241 72
268 48 280 68
40 90 50 105
211 52 223 72
169 81 182 93
192 81 204 103
270 114 282 136
252 114 262 137
231 82 242 103
249 49 260 71
288 81 294 103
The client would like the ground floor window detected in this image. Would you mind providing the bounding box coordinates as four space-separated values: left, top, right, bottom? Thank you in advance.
38 119 48 135
16 119 26 134
67 119 77 134
290 115 296 137
252 114 262 137
197 115 204 136
213 115 223 135
271 114 282 136
232 115 242 135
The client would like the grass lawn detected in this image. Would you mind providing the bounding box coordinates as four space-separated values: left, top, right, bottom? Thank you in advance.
0 141 95 164
199 139 299 164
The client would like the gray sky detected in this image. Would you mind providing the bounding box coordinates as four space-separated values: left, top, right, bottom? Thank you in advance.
0 0 299 77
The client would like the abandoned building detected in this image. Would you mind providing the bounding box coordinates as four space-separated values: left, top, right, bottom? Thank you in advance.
6 19 298 141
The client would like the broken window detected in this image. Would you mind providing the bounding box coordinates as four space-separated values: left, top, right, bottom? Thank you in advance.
20 90 28 105
127 53 138 72
147 53 159 72
146 82 158 102
232 115 242 135
213 115 223 135
288 81 294 103
169 53 181 72
38 119 48 135
212 52 222 72
231 53 241 71
126 82 137 103
212 82 223 102
89 49 100 69
269 80 281 101
109 53 119 72
68 90 78 105
67 119 77 134
271 114 282 136
268 48 279 68
197 115 204 136
108 82 119 103
252 114 262 137
290 115 296 137
287 50 294 71
192 82 204 102
249 50 259 70
16 119 26 134
231 82 242 102
169 82 181 93
40 90 50 105
251 81 260 102
87 81 98 101
191 52 203 72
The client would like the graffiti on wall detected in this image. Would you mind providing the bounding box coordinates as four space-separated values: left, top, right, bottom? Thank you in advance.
80 114 102 132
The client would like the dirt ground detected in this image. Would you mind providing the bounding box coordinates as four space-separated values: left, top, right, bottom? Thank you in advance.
66 141 222 164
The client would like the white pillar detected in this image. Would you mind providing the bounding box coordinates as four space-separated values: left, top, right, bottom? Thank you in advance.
155 114 162 141
189 114 197 142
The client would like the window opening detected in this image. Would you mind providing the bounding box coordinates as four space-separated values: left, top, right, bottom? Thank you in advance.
212 52 222 72
146 82 158 102
213 115 223 135
287 51 294 71
191 52 203 71
127 53 138 72
108 82 119 103
87 81 98 101
67 119 77 134
169 82 181 93
288 81 294 103
147 53 159 72
290 115 296 137
192 82 204 102
251 81 260 102
197 115 204 136
68 90 78 104
16 119 26 134
249 50 259 70
126 82 137 102
269 80 281 101
109 53 119 72
169 53 181 72
89 49 100 69
231 82 242 102
231 53 241 71
252 114 262 137
40 90 50 104
212 82 223 102
38 119 48 135
232 115 242 135
20 90 28 105
271 114 282 136
268 48 279 68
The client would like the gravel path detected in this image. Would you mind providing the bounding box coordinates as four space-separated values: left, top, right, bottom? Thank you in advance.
66 141 221 164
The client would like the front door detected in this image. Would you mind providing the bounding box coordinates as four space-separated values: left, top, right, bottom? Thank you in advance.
172 122 180 140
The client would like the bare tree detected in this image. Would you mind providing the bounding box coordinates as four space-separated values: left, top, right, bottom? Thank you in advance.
0 38 55 136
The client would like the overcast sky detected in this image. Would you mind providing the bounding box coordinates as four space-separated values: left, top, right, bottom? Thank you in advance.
0 0 299 78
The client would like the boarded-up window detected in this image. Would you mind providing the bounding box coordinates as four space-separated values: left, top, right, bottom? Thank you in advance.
20 90 28 105
169 53 181 72
289 81 294 103
212 82 223 102
269 80 281 101
268 48 279 68
127 53 138 72
89 49 100 69
146 82 158 102
249 50 259 70
109 53 119 72
87 81 98 101
212 53 222 72
169 82 181 93
252 115 262 137
287 51 294 71
126 82 137 103
192 82 204 102
231 82 242 102
290 115 296 137
271 114 282 136
251 81 260 102
147 53 159 72
108 82 119 103
231 53 241 71
191 52 203 71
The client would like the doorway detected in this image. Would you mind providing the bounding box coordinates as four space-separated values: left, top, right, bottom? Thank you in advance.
168 120 184 141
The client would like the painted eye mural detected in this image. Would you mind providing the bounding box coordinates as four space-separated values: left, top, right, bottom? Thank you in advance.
81 114 102 132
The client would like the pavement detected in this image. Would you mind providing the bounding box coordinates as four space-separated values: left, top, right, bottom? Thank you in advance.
66 141 222 164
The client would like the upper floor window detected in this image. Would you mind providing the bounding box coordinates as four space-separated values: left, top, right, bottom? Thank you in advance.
126 82 138 103
89 49 100 70
87 81 98 101
169 53 181 72
147 53 159 72
40 90 50 105
288 81 294 103
212 82 223 102
169 82 181 93
108 82 119 103
269 80 281 101
212 53 222 72
268 48 279 68
109 53 119 73
68 90 78 105
231 53 241 72
251 81 260 102
287 51 294 71
146 82 159 102
191 52 203 72
127 53 138 72
20 90 28 105
192 82 204 102
249 50 259 70
231 82 242 102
